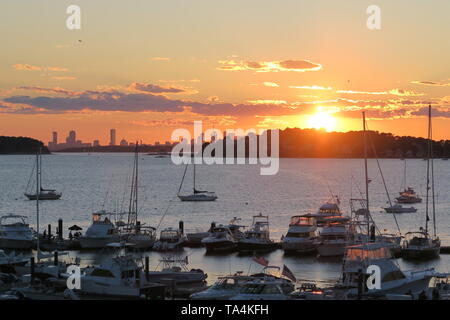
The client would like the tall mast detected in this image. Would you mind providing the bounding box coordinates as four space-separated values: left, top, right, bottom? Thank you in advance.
430 106 437 237
425 105 431 235
403 159 407 191
127 142 138 228
363 111 370 236
36 148 41 262
193 162 196 192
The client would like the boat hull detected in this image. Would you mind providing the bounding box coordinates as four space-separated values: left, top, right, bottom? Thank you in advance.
79 236 121 249
401 247 440 260
316 242 347 257
237 241 278 253
282 240 316 254
24 194 61 200
0 238 33 250
203 240 236 253
178 195 217 201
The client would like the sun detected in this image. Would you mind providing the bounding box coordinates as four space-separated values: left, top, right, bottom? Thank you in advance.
307 112 337 132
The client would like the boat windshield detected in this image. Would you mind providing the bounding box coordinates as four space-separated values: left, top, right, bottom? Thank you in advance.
241 284 281 294
160 230 180 239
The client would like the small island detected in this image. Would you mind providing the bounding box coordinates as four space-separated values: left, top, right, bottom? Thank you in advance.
0 136 50 154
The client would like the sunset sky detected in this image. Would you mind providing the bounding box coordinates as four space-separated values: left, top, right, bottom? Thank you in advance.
1 0 450 145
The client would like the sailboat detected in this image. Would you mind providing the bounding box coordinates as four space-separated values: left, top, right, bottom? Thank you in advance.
384 160 417 213
395 161 422 204
402 105 440 260
24 152 61 200
122 143 156 249
177 163 217 201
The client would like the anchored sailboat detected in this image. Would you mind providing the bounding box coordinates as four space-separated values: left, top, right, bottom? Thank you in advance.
122 143 156 249
24 151 61 200
402 105 440 259
177 163 217 201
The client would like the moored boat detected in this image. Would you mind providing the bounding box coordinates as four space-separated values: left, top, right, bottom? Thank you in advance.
282 215 317 254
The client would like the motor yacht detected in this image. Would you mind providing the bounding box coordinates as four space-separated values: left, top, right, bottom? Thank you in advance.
79 211 120 249
282 215 317 254
402 231 440 259
237 214 277 253
0 214 34 249
153 227 187 251
202 225 238 253
314 216 354 257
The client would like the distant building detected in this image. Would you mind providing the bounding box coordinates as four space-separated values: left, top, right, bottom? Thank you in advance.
47 130 91 151
93 140 100 147
120 139 128 146
67 130 76 144
165 141 172 146
110 129 116 146
155 141 160 146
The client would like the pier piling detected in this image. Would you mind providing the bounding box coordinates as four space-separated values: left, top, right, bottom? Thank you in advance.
58 219 63 240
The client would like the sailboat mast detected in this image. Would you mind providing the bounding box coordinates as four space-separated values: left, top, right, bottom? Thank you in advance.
403 159 407 191
425 106 431 235
36 148 40 262
363 111 370 236
429 106 437 237
135 142 138 224
193 162 196 192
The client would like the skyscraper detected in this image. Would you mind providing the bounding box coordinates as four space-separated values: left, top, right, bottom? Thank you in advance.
52 131 58 145
67 130 76 144
110 129 116 146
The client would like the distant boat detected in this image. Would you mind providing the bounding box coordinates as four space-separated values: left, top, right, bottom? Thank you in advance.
282 215 317 254
177 163 217 201
384 204 417 214
24 150 61 200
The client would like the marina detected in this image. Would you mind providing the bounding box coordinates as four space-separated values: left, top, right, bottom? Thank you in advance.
1 149 450 299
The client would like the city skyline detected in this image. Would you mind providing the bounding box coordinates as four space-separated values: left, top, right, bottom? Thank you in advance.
0 1 450 143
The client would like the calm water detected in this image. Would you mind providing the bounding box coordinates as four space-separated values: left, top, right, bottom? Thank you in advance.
1 153 450 284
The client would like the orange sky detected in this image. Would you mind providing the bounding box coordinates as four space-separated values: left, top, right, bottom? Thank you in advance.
1 0 450 145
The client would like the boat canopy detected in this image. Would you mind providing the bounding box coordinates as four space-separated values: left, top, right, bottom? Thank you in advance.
0 214 28 225
345 243 392 261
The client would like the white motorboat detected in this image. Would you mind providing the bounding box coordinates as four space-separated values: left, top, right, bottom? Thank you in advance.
229 278 291 300
202 225 238 253
384 204 417 214
153 227 187 251
79 211 120 249
145 256 207 287
338 243 438 296
0 250 27 273
177 163 217 201
73 244 166 299
237 214 277 253
185 227 211 247
0 214 34 249
315 216 354 257
282 215 317 254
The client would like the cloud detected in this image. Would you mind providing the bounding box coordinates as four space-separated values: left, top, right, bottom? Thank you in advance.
411 80 450 87
12 64 41 71
128 82 189 94
247 100 287 105
12 64 69 72
217 59 322 72
337 89 424 96
290 85 333 90
151 57 170 61
262 82 279 87
15 86 80 96
51 76 76 80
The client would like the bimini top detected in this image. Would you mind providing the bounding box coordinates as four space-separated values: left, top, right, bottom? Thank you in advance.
0 213 29 225
345 243 392 261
